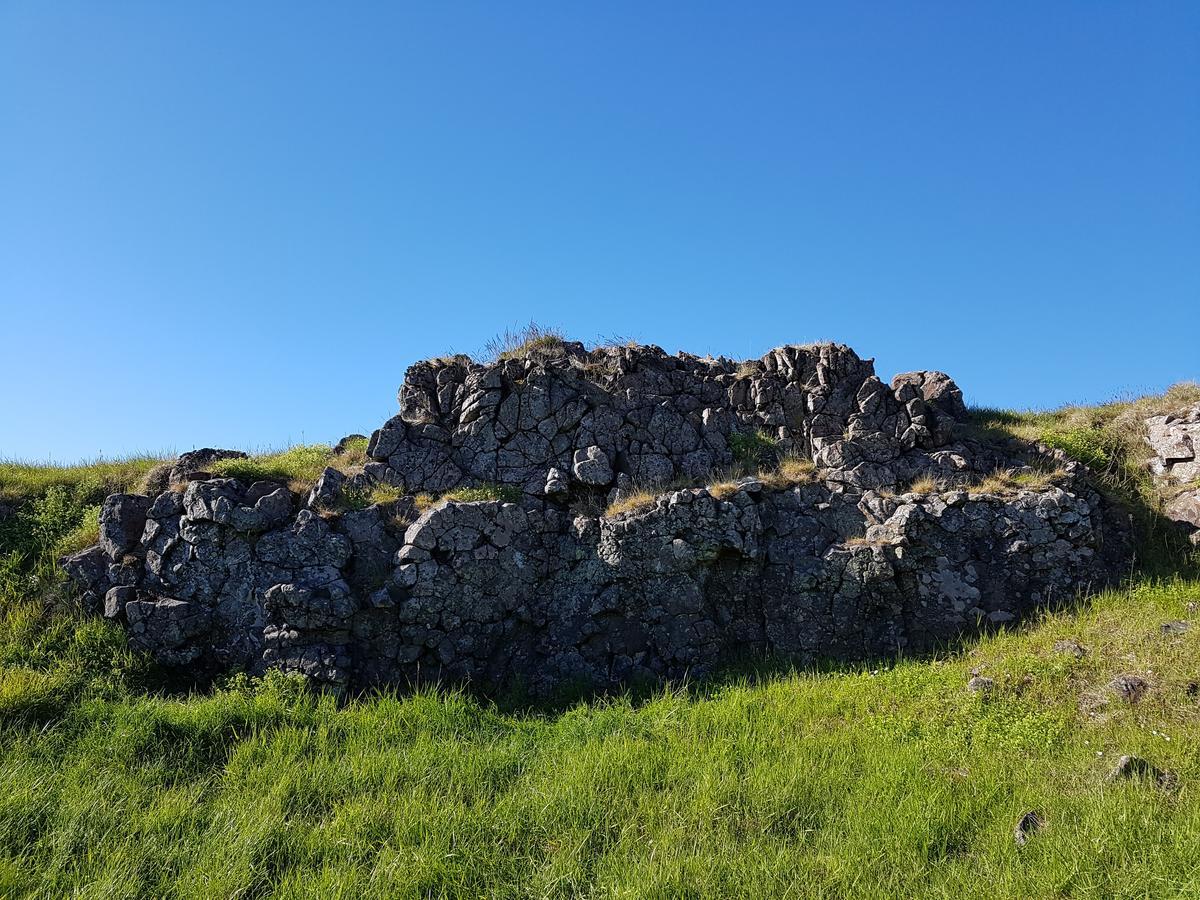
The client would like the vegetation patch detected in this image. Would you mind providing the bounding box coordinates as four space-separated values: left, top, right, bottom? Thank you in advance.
604 489 661 518
484 322 569 362
905 474 942 495
760 454 818 488
970 467 1066 496
443 483 523 504
729 428 781 470
209 440 372 497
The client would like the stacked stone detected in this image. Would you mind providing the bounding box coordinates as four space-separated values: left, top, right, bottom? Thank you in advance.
61 341 1131 693
1145 404 1200 545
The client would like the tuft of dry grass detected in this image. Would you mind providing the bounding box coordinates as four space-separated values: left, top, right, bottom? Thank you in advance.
905 475 942 495
412 492 438 513
707 480 742 500
972 467 1066 496
485 322 568 362
604 490 661 518
760 454 818 489
367 483 405 505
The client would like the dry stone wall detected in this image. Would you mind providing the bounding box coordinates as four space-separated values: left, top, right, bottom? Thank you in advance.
63 342 1132 694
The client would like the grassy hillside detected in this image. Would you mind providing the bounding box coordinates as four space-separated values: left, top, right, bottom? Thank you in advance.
1 392 1199 898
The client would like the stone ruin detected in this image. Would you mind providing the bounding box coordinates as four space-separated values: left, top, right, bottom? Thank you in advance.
63 341 1134 695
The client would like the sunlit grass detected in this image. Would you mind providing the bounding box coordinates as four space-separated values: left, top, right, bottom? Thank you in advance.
2 579 1200 897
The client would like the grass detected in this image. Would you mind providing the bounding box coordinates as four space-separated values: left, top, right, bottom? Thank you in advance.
760 453 818 488
969 383 1200 573
604 489 661 518
906 474 943 495
729 428 780 470
484 322 569 362
0 456 166 505
3 578 1200 897
971 467 1066 496
968 381 1200 506
410 483 525 514
209 441 372 497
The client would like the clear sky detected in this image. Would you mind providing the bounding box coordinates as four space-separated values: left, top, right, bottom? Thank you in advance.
2 2 1197 462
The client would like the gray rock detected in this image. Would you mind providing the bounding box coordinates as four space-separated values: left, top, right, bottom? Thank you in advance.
125 597 212 664
1107 754 1176 790
103 585 136 619
308 467 347 509
544 467 569 497
966 675 995 694
1053 639 1087 658
573 446 614 486
98 494 152 560
1165 490 1200 530
1013 810 1045 847
1108 674 1150 704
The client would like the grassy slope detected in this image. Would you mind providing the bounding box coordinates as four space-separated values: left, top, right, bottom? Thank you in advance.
2 396 1200 898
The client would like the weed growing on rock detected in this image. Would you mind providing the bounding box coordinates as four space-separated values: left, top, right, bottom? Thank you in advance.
729 429 780 471
484 322 568 362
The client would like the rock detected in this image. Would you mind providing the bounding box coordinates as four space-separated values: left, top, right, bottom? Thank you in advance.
103 585 136 619
125 597 212 664
1107 754 1176 789
1013 810 1045 847
308 467 347 509
1053 639 1087 658
1160 620 1190 636
98 494 152 560
169 448 247 484
1144 405 1200 542
1107 674 1150 704
1164 490 1200 530
966 675 995 694
544 467 569 497
572 446 614 486
892 371 968 422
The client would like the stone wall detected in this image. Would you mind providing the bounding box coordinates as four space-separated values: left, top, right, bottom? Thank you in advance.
1145 404 1200 545
63 341 1132 694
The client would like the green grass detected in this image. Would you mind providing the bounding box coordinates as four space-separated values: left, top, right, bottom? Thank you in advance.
729 428 781 470
2 579 1200 897
209 445 337 488
0 456 166 506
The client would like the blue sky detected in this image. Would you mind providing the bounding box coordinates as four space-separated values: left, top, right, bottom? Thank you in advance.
2 2 1197 462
